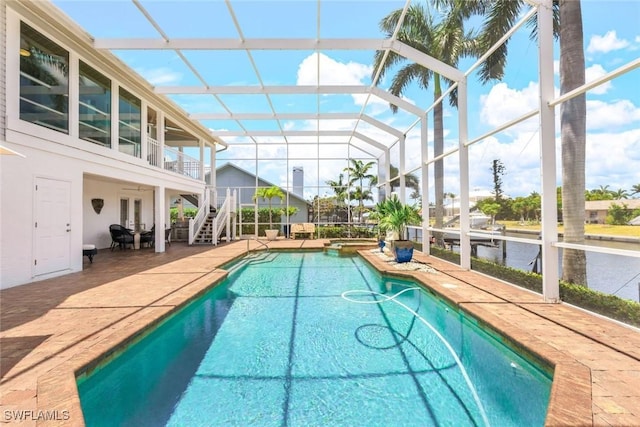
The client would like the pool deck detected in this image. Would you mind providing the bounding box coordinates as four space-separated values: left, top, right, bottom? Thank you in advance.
1 239 639 426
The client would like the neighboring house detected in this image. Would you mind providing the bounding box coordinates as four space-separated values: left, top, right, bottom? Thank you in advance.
212 163 311 227
0 3 223 289
584 199 640 224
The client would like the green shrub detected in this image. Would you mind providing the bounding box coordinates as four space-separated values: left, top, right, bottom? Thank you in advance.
429 247 640 327
237 207 281 236
170 207 198 222
318 226 344 238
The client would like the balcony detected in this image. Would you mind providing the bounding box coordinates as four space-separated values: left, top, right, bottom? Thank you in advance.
146 136 203 181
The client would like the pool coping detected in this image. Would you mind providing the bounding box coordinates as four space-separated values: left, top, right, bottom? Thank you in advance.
2 240 639 426
359 249 640 426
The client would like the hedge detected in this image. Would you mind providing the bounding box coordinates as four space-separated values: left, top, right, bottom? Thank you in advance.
429 247 640 328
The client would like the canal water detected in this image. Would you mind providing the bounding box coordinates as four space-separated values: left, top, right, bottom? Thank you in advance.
471 234 640 303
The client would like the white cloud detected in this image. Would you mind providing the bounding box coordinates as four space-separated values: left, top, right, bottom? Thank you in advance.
585 64 612 95
296 53 410 119
586 99 640 130
584 129 640 191
474 82 640 196
479 82 540 133
135 67 182 86
587 31 630 54
297 52 372 86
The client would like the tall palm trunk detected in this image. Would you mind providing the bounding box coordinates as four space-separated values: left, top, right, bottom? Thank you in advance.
434 76 445 245
560 0 587 285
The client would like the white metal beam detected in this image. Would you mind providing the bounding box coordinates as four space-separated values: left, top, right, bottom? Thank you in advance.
212 129 360 137
360 115 404 138
370 87 424 117
191 112 403 138
538 0 560 302
194 112 339 120
156 85 371 95
458 79 471 270
389 40 465 82
352 132 387 152
94 38 389 50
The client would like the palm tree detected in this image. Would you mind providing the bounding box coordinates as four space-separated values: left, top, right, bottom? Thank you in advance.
326 173 349 222
611 189 629 200
443 0 585 285
373 4 478 245
326 173 348 206
344 159 376 216
388 164 420 194
632 184 640 197
253 185 284 229
559 0 588 285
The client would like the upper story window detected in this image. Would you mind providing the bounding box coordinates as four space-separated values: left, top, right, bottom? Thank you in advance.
119 88 141 158
79 61 111 148
19 22 69 133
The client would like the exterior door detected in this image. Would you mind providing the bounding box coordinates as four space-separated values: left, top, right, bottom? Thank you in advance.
34 177 71 276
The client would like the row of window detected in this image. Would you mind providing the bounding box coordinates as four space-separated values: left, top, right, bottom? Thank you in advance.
19 22 141 157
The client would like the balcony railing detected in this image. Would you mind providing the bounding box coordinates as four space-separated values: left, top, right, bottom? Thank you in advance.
147 136 202 180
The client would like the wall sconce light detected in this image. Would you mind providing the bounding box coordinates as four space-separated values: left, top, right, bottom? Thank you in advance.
91 198 104 214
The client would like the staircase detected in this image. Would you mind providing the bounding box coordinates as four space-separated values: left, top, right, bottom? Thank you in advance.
188 188 236 246
192 212 217 244
180 194 199 207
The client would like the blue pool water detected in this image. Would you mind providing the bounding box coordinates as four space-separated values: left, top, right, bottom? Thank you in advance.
77 252 551 426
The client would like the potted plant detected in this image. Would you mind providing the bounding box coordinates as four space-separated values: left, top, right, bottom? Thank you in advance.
254 185 285 240
373 195 421 263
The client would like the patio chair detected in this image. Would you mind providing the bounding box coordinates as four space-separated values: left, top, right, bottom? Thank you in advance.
109 224 135 250
140 225 155 247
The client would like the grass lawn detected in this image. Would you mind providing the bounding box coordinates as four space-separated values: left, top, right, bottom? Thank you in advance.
501 221 640 238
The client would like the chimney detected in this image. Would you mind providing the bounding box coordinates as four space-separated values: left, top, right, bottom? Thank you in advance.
293 166 303 196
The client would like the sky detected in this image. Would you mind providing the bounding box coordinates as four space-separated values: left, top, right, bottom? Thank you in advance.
52 0 640 202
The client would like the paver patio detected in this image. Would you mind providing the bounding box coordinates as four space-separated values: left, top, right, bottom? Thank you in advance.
1 240 639 426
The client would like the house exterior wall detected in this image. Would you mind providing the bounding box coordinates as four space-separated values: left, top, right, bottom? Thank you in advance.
83 177 157 249
584 200 640 224
215 166 309 224
1 4 213 289
0 2 6 140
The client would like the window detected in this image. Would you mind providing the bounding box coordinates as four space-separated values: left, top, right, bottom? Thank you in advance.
119 88 141 157
79 61 111 148
120 198 129 227
19 22 69 133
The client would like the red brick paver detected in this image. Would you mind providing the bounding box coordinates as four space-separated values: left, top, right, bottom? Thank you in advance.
1 240 639 426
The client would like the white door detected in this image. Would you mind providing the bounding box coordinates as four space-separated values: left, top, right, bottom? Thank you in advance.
34 177 71 276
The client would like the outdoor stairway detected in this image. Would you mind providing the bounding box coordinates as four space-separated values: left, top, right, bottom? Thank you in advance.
192 212 217 244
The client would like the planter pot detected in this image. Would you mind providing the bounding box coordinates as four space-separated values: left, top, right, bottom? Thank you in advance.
265 229 279 240
378 240 386 252
392 240 414 263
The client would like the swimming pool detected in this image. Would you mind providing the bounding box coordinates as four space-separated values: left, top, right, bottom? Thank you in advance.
77 251 551 426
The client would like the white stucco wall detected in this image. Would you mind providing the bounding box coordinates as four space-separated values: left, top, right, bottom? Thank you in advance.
83 178 156 249
1 144 83 289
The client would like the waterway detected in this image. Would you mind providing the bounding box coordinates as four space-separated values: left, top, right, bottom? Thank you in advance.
470 233 640 303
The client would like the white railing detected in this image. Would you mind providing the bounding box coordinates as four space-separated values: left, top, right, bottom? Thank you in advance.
213 189 237 245
146 136 202 180
188 188 212 245
147 136 161 167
